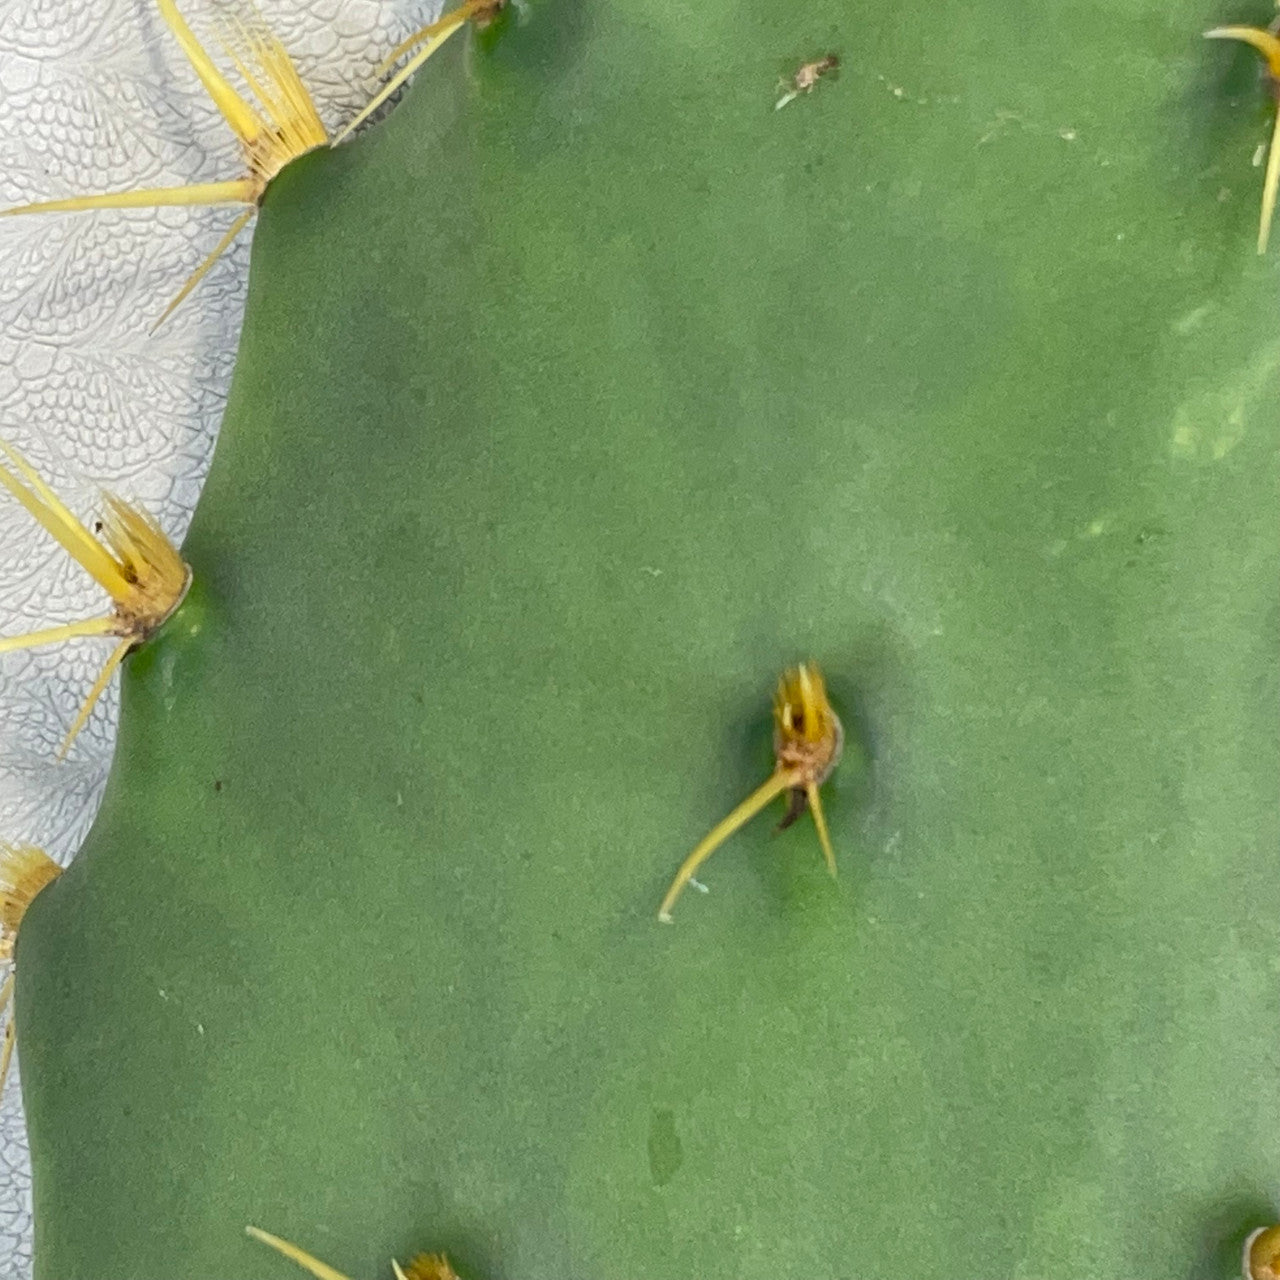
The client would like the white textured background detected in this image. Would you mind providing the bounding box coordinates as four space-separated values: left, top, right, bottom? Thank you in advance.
0 0 438 1271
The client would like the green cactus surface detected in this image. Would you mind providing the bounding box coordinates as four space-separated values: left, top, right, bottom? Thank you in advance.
15 2 1280 1277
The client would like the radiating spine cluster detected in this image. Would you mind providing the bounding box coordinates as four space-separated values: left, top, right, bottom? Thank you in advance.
0 0 502 327
658 664 844 922
247 1225 462 1280
0 442 190 757
1206 18 1280 253
0 845 62 1093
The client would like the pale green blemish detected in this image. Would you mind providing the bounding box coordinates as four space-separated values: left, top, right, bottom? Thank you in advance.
1171 421 1198 460
1169 340 1280 461
1212 406 1247 460
1045 516 1110 559
1171 303 1214 336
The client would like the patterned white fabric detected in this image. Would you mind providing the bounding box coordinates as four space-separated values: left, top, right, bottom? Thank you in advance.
0 0 438 1270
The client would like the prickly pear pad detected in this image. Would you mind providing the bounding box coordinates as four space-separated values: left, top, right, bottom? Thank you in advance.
17 3 1280 1278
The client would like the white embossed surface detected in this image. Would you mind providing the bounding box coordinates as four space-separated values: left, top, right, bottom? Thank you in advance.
0 1 437 1272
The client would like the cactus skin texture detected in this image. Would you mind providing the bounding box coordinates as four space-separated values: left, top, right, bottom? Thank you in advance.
13 2 1280 1278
